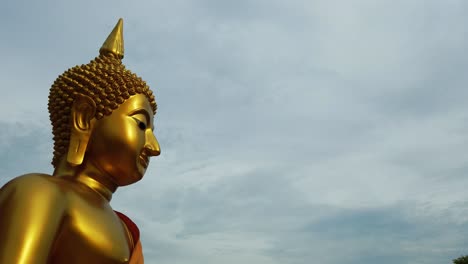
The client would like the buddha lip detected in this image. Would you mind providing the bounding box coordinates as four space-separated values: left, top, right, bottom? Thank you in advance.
139 154 149 168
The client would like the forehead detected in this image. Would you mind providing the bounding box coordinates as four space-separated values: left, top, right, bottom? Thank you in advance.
117 94 153 117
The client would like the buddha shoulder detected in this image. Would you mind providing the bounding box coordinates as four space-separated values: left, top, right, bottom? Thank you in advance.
0 173 66 202
0 174 71 264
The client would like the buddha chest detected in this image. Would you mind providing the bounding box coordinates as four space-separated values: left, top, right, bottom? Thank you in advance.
49 183 133 264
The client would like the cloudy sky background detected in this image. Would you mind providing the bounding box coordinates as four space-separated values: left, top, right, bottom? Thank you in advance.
1 0 468 263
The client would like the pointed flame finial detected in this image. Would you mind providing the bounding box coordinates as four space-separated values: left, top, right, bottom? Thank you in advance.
99 18 124 59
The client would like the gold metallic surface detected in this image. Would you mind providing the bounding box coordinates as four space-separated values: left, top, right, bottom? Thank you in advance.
0 19 159 263
100 18 124 59
48 19 156 167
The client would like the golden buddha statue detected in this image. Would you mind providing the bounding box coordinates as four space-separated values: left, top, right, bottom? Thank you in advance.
0 18 160 264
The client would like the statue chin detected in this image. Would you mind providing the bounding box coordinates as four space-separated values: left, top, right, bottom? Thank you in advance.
0 18 160 264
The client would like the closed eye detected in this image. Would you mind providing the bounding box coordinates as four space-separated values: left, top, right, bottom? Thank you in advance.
129 108 153 131
131 117 147 131
138 121 147 130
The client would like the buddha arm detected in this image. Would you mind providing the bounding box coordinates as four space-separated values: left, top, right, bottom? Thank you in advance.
0 175 66 264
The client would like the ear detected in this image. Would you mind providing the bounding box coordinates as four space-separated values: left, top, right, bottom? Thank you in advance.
67 94 96 166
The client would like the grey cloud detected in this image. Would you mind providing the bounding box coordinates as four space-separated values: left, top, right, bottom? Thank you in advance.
0 121 52 186
266 202 468 264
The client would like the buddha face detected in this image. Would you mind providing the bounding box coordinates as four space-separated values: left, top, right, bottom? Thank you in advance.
85 94 160 186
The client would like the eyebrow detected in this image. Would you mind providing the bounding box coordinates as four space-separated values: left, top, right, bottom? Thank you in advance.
129 108 153 130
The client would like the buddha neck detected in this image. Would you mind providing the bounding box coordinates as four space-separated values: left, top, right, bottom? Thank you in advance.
53 157 117 202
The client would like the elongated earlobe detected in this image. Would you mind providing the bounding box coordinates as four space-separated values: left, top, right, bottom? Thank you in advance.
67 95 96 166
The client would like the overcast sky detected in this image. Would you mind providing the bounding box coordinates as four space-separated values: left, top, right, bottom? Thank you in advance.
1 0 468 263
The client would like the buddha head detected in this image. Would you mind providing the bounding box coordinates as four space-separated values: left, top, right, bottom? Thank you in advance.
48 19 160 186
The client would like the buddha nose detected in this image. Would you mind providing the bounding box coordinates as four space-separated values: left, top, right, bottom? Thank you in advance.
145 130 161 156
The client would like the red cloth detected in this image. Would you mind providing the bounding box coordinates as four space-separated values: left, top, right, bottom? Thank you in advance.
114 211 144 264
